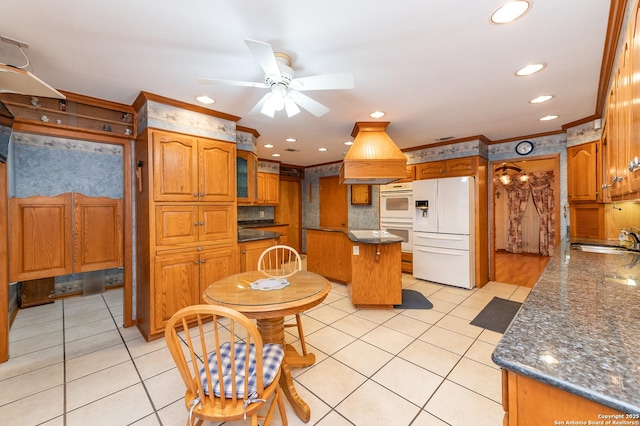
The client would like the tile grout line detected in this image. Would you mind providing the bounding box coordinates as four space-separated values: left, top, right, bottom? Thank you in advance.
62 299 67 426
101 292 164 425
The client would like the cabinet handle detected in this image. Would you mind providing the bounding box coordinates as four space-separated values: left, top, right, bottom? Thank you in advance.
194 222 199 226
242 250 246 254
200 193 205 197
194 193 199 197
194 260 199 264
201 259 206 264
200 222 204 226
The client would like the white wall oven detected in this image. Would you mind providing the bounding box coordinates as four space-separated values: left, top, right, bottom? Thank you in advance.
380 182 413 251
380 219 413 252
380 182 413 219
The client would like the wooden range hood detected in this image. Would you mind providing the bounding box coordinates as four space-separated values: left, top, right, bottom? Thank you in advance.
339 121 407 185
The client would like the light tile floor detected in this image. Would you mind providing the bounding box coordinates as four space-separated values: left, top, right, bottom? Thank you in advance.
0 275 530 426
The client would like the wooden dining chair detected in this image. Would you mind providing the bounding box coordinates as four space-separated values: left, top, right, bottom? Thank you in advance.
165 305 288 426
257 245 308 355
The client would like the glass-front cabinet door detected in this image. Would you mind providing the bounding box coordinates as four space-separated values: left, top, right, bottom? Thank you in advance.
236 151 256 204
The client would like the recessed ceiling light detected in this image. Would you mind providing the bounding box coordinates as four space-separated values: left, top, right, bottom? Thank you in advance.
369 111 386 118
516 63 546 76
272 153 281 157
490 1 531 24
318 147 327 152
264 144 274 148
196 95 215 104
285 138 296 142
539 115 558 121
344 141 353 146
530 95 553 104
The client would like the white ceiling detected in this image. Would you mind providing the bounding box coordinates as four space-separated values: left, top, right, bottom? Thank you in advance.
0 1 610 166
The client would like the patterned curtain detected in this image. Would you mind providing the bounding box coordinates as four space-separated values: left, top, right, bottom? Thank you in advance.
529 171 556 256
503 179 530 253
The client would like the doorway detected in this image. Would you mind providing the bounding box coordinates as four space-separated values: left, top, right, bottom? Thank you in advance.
319 175 348 229
490 155 560 286
275 178 302 252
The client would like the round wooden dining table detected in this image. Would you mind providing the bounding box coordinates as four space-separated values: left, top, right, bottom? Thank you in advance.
202 269 331 423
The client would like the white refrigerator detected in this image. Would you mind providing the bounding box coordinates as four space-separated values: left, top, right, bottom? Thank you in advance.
412 177 475 289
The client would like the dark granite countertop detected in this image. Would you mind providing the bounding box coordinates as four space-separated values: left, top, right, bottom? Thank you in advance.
237 229 282 242
304 227 403 245
346 230 403 245
492 240 640 414
237 221 288 229
304 226 346 233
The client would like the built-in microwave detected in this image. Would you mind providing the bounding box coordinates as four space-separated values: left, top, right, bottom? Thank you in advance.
379 182 413 219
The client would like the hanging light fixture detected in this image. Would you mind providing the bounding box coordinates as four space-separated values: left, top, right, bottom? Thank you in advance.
495 163 526 185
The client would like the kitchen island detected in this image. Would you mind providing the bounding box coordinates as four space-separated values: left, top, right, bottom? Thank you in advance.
305 227 402 308
492 241 640 424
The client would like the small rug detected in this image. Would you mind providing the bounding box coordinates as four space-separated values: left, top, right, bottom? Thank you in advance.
394 289 433 309
470 296 522 334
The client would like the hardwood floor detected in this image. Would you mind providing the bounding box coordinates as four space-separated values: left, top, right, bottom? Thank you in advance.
494 250 550 288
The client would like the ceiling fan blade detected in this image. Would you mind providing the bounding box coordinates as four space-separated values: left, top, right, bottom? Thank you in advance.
284 96 300 117
289 91 330 117
248 93 272 116
291 72 355 91
245 39 282 83
197 77 268 88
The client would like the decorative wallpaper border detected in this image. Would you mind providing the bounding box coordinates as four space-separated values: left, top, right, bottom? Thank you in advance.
237 130 258 153
404 139 487 164
12 132 123 155
137 100 237 142
258 160 280 174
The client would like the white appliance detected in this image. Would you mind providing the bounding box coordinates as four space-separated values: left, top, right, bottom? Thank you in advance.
380 182 413 219
413 177 475 289
379 182 413 252
380 219 413 252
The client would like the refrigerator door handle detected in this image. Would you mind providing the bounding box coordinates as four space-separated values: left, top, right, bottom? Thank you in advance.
415 247 465 256
415 234 464 241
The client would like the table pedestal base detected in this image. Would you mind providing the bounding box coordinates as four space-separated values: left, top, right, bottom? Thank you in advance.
257 317 311 423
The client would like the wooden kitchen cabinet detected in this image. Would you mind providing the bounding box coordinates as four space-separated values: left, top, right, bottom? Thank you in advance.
415 157 477 180
567 141 600 202
306 229 352 283
569 203 605 239
236 150 257 204
257 172 279 204
152 129 235 202
152 244 237 331
239 238 278 272
349 242 402 308
154 204 235 248
10 193 73 281
501 369 622 425
136 123 239 340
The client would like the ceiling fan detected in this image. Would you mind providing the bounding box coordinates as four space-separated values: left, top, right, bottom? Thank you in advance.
198 39 354 118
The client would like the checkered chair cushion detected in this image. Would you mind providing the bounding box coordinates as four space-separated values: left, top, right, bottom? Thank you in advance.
199 342 284 401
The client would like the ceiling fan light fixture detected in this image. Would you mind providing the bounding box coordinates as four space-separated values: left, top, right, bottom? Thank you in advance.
491 1 531 24
284 96 300 117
